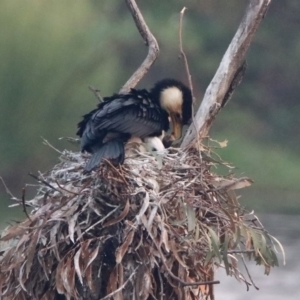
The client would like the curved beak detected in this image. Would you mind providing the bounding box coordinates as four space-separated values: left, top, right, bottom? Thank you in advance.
169 113 183 140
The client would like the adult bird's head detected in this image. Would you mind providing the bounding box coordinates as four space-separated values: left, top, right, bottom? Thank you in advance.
151 79 193 141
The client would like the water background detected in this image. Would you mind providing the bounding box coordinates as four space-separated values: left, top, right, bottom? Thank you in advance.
215 214 299 299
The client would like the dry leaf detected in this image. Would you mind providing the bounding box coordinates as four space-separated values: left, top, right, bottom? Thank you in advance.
103 199 130 228
115 230 134 264
74 248 83 285
210 177 253 191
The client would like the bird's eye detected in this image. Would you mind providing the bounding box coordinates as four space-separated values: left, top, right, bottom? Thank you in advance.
176 113 181 119
152 147 157 151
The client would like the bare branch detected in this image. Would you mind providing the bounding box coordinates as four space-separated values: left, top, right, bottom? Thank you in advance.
178 7 202 153
120 0 159 93
88 85 104 102
179 7 195 102
181 0 272 148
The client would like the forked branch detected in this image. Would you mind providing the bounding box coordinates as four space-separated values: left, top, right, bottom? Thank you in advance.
120 0 159 93
181 0 272 148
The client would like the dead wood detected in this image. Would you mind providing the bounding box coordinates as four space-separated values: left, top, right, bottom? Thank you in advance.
181 0 272 148
120 0 159 94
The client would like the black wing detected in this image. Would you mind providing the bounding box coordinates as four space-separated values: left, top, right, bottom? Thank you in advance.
84 139 125 172
77 89 169 152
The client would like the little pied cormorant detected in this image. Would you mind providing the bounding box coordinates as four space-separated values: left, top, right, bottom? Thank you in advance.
77 78 192 172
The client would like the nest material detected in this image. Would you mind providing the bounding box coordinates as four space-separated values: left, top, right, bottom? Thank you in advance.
0 145 281 300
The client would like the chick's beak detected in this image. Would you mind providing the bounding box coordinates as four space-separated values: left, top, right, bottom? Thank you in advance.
170 113 183 140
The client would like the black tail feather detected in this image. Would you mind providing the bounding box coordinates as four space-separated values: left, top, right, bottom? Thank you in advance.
84 140 125 172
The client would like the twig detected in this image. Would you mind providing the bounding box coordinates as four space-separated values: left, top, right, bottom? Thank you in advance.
178 7 204 164
217 263 252 289
222 250 255 254
21 187 32 221
58 137 80 145
179 7 194 102
181 0 272 147
99 267 138 300
76 205 120 242
41 137 62 154
161 248 220 287
0 176 17 200
149 226 220 287
121 0 159 93
157 267 164 300
55 180 80 195
104 159 129 187
28 173 62 194
88 85 104 102
241 253 259 290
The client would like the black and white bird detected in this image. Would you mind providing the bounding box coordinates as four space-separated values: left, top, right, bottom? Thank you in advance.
77 78 193 172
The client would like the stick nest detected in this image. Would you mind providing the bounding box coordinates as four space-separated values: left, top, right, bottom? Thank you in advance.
0 145 281 300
